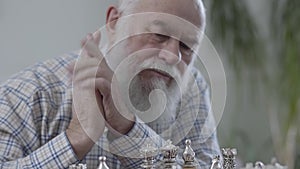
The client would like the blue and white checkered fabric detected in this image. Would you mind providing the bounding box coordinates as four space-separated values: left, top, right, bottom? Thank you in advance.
0 52 220 169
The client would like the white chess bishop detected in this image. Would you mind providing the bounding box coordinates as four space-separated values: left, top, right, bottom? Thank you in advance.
182 139 197 169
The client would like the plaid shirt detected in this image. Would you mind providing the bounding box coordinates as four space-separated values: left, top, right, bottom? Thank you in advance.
0 52 220 169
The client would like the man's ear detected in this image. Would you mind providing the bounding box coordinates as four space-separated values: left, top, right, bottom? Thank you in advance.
106 6 120 35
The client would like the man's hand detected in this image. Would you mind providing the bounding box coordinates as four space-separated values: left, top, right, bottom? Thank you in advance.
83 31 135 136
66 30 135 159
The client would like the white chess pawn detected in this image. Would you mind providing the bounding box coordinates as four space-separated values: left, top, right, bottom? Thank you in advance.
98 156 110 169
183 139 196 168
254 161 264 169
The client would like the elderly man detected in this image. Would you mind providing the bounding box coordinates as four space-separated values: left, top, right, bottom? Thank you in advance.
0 0 221 168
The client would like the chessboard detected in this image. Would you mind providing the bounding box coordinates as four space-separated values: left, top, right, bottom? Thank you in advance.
69 139 287 169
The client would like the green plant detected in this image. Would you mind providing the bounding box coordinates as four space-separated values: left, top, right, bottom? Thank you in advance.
205 0 265 75
270 0 300 168
204 0 299 168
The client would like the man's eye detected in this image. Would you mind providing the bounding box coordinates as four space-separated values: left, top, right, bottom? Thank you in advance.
152 33 169 42
180 42 193 55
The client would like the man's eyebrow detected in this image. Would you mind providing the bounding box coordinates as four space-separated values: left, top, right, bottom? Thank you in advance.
147 19 170 31
151 19 168 27
148 19 200 45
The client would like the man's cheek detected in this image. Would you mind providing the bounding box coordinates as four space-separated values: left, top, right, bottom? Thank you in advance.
176 63 186 77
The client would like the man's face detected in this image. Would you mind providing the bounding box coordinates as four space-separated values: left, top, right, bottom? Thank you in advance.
106 0 204 122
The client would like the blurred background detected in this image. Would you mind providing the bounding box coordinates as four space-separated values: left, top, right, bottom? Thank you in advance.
0 0 299 168
0 0 112 82
203 0 300 168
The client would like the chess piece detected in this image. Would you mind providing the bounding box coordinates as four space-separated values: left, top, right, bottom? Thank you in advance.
210 155 223 169
160 140 179 169
269 157 288 169
140 144 159 169
270 157 278 166
69 163 87 169
245 162 253 168
222 148 237 169
254 161 264 169
69 164 77 169
182 139 197 168
78 163 87 169
98 156 110 169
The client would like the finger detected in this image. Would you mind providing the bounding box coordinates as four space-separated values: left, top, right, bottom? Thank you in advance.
93 30 101 46
95 62 114 82
87 33 93 40
80 33 94 48
74 52 112 84
85 40 102 58
95 89 105 117
95 77 134 135
80 37 87 48
81 33 93 47
95 78 111 98
95 77 125 117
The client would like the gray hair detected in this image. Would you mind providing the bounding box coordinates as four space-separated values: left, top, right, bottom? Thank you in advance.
117 0 136 13
117 0 206 28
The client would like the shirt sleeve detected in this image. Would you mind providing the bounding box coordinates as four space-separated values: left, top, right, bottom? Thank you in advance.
108 117 164 168
0 87 79 169
0 132 78 169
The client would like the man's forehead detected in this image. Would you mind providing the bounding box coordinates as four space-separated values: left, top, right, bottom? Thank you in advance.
115 12 203 48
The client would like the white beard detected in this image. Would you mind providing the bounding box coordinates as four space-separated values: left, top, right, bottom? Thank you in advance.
125 56 191 124
129 74 180 123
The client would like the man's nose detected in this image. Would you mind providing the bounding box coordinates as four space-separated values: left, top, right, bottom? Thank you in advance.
158 39 182 65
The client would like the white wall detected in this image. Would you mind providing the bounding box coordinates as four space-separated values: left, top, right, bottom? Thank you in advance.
0 0 116 82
